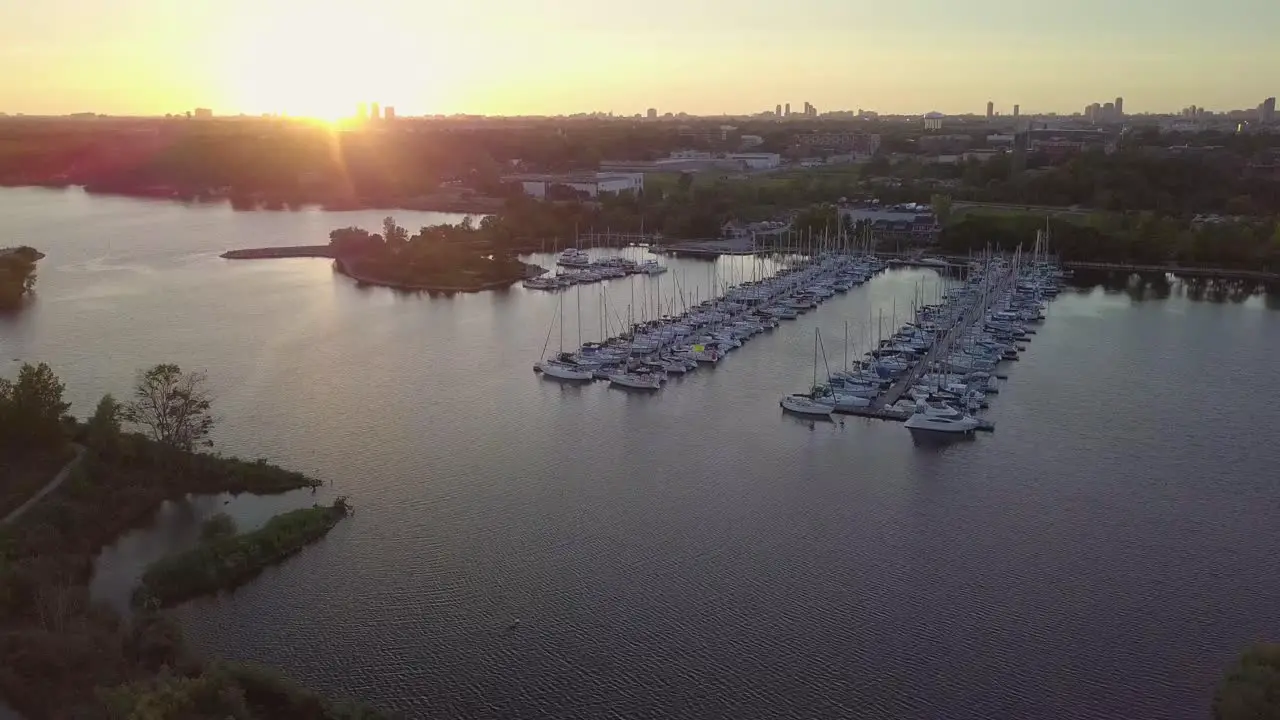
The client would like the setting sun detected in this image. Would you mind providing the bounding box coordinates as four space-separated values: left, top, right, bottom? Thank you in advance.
221 4 427 119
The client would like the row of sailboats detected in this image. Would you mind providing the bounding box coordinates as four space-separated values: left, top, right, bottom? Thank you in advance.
534 247 889 391
779 232 1065 434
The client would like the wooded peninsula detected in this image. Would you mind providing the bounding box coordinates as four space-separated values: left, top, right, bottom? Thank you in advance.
0 362 389 719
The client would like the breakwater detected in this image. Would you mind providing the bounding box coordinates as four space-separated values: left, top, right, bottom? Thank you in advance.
220 246 335 260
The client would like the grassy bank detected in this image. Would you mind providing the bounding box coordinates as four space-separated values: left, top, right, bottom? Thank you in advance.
0 435 389 718
134 499 350 609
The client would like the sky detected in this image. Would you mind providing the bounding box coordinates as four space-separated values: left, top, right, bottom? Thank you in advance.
2 0 1277 118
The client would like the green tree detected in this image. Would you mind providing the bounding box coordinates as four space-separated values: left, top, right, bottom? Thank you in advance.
930 194 953 225
86 393 123 457
122 364 217 451
1214 644 1280 720
199 513 237 542
381 216 408 252
0 362 70 450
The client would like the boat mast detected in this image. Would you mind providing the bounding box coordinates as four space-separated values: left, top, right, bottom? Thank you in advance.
812 328 819 390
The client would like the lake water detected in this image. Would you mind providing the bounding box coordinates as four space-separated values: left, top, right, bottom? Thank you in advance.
3 187 1280 719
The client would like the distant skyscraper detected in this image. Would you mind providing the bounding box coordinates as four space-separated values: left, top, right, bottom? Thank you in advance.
1114 97 1124 118
1103 102 1115 122
370 103 380 120
1261 97 1277 124
775 104 782 117
986 101 994 119
384 106 396 120
1013 104 1020 117
647 107 657 119
784 103 791 117
193 108 213 120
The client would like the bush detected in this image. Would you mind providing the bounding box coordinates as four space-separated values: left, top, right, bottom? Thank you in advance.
1214 643 1280 720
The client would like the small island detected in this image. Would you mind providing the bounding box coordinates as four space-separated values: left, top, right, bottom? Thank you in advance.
225 215 547 293
0 246 42 309
134 499 352 610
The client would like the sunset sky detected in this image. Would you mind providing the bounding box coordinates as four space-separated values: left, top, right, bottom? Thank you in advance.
3 0 1276 118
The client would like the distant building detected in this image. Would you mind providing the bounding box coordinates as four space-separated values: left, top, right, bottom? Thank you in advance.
1103 102 1116 122
1013 104 1020 117
503 172 644 199
356 103 368 120
370 103 380 121
669 150 712 160
647 107 658 119
792 132 881 156
384 106 396 120
1026 128 1114 157
193 108 213 119
784 103 791 117
740 134 764 149
839 204 940 244
1261 97 1277 124
918 134 972 153
1114 97 1124 118
727 152 781 170
775 104 782 117
986 101 994 119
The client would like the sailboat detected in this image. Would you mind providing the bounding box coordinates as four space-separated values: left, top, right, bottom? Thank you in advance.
780 329 834 417
608 304 662 390
534 293 593 381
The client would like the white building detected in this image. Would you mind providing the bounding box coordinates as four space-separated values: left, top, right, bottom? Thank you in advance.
505 172 645 199
727 152 781 170
669 150 712 160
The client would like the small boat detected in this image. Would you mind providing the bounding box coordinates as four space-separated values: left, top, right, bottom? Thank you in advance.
608 371 662 390
536 360 593 381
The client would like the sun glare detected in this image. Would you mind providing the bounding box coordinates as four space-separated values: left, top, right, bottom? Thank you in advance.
224 5 423 120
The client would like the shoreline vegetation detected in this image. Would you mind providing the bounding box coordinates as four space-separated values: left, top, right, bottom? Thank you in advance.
134 499 351 610
0 246 42 310
0 362 392 718
222 215 554 293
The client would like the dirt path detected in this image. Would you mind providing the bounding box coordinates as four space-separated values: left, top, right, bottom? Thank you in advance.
0 444 86 526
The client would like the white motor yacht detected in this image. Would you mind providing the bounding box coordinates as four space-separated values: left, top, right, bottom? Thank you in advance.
903 400 979 434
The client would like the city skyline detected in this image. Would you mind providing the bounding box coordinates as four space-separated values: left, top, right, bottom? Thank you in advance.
1 0 1277 118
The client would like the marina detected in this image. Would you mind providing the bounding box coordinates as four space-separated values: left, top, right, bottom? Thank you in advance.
533 229 1062 437
775 232 1062 435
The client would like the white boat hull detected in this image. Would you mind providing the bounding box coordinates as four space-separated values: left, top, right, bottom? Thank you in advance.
536 361 593 381
609 373 661 390
903 413 979 433
780 395 834 417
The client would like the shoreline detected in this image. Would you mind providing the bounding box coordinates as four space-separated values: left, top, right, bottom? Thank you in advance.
1 182 505 214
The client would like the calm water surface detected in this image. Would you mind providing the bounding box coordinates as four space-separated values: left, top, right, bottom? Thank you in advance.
3 187 1280 719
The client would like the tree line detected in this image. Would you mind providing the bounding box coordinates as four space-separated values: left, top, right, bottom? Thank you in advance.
939 213 1280 269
